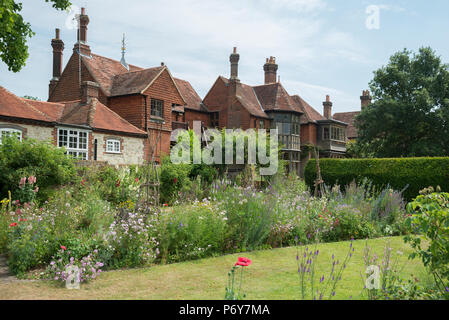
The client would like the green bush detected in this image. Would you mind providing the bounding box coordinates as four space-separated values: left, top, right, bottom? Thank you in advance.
405 190 449 298
0 137 76 202
160 156 192 205
304 158 449 201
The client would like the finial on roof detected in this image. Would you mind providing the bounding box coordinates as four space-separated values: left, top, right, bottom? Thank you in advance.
120 33 129 71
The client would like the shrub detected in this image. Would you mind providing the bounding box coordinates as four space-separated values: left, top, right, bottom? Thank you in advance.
0 137 76 202
405 190 449 298
155 201 226 263
160 156 192 205
304 157 449 201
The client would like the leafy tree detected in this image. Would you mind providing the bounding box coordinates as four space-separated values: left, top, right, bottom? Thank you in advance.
355 47 449 157
22 95 41 101
0 0 71 72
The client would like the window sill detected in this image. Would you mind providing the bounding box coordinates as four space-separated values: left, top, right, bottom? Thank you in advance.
106 151 122 155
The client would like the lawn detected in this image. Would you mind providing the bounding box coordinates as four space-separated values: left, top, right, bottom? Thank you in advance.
0 236 428 300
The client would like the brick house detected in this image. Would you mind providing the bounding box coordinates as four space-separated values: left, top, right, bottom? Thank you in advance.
201 48 351 175
47 8 204 163
0 85 147 165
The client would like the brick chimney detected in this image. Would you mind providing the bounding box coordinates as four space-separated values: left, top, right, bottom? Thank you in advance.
360 90 372 109
323 95 333 119
229 47 240 82
264 56 278 84
75 7 91 56
49 28 64 97
80 81 99 104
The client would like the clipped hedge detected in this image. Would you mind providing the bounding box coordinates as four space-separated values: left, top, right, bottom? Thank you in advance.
304 158 449 201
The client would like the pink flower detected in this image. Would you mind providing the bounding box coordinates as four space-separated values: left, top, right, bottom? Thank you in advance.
33 187 39 193
9 223 18 228
60 245 67 251
19 177 27 187
28 176 37 185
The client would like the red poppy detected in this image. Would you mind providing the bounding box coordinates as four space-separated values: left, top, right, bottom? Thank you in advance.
173 178 178 184
9 223 18 228
60 245 67 251
19 218 27 222
116 180 121 187
81 179 86 186
235 257 252 267
163 203 168 207
135 178 139 183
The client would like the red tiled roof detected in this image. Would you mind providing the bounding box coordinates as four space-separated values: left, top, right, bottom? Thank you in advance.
291 95 326 124
0 86 145 136
253 83 303 114
333 111 360 138
82 53 143 96
174 78 208 112
236 83 269 119
110 66 165 97
0 86 52 122
24 99 65 122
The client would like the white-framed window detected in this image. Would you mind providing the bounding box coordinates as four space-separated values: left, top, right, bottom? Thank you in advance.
0 128 22 144
57 128 89 160
106 139 121 154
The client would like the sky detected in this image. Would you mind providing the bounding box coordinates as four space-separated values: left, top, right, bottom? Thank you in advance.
1 0 449 114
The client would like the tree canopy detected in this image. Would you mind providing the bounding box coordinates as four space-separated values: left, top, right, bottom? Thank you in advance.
0 0 71 72
355 47 449 157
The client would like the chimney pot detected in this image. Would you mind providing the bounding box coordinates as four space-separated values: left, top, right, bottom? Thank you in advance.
323 95 333 119
360 89 372 109
229 47 240 82
81 7 86 15
264 56 278 84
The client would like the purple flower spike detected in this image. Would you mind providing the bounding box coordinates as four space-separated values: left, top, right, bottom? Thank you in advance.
332 292 336 296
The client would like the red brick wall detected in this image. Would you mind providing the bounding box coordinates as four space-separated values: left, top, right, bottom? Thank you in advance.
185 109 210 129
107 94 145 130
301 123 317 145
48 52 108 103
143 69 185 132
203 78 230 128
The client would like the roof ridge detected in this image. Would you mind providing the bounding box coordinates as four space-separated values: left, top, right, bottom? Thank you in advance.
113 65 165 78
90 52 143 70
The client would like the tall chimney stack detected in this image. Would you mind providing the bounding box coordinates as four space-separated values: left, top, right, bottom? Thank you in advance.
229 47 240 82
49 28 64 98
323 95 333 119
75 7 91 56
360 90 372 109
264 56 278 84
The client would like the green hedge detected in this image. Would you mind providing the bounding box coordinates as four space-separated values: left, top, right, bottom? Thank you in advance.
304 158 449 201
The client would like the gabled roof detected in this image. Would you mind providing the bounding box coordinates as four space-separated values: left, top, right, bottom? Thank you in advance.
110 66 165 97
236 82 269 119
174 78 208 112
0 86 146 137
81 53 143 96
333 111 360 138
0 86 52 122
253 83 303 114
290 95 326 124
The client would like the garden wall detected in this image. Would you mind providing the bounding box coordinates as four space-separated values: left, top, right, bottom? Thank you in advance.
304 157 449 201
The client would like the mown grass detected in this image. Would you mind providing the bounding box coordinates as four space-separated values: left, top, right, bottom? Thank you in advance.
0 236 428 300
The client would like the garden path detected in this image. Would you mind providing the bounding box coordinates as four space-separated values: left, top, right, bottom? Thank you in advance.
0 255 17 283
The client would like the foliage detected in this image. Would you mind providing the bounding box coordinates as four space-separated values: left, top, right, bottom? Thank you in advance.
304 157 449 201
0 136 76 202
404 189 449 298
46 247 104 284
0 0 71 72
160 156 192 205
296 239 354 300
355 47 449 157
155 201 226 263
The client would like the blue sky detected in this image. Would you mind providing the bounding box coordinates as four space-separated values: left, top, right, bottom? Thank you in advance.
1 0 449 114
